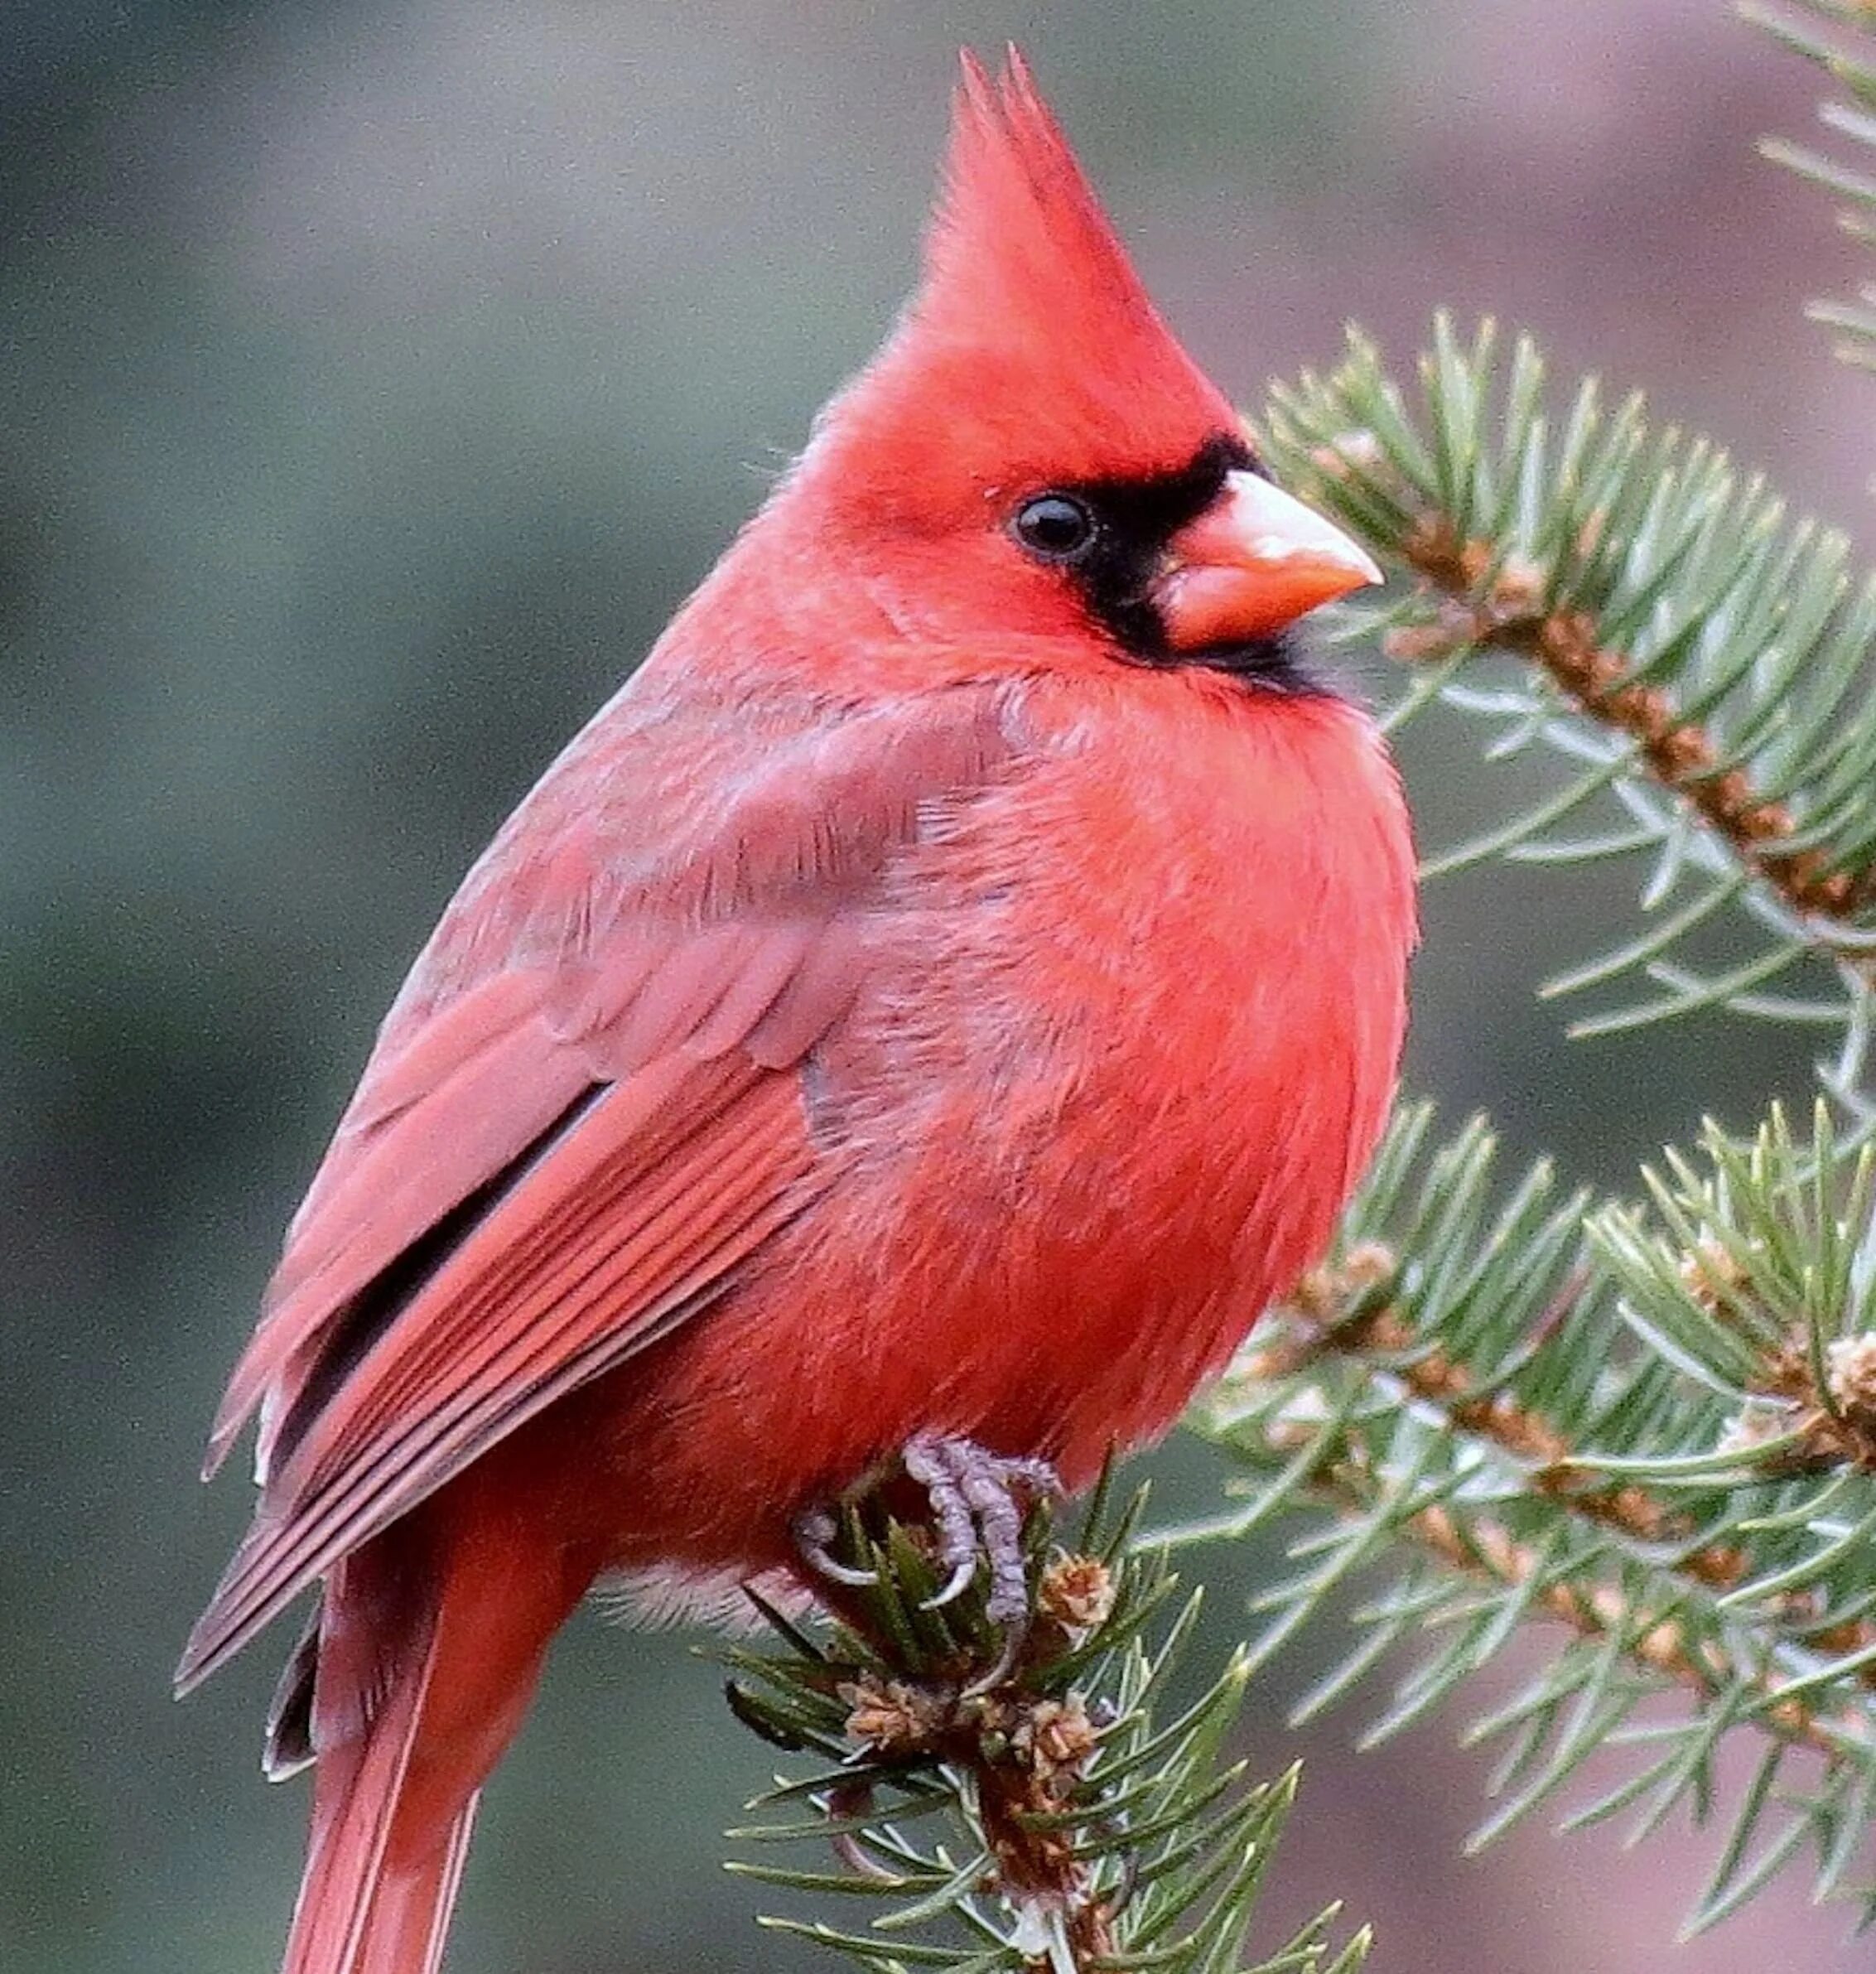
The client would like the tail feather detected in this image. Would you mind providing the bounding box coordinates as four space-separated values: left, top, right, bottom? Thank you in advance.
415 1802 480 1974
272 1516 581 1974
287 1793 480 1974
265 1603 322 1781
282 1601 454 1974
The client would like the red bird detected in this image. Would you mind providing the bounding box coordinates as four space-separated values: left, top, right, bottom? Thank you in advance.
181 51 1415 1974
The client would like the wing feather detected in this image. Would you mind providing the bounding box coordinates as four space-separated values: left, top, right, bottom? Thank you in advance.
180 1051 819 1689
207 978 595 1474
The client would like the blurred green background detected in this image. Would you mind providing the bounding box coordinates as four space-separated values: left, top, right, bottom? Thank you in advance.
7 2 1874 1970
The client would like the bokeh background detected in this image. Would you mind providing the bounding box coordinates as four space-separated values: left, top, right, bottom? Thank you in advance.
7 2 1874 1970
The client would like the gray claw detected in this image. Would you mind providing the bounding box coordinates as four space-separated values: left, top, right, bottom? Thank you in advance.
961 1621 1026 1698
921 1555 979 1611
793 1506 880 1588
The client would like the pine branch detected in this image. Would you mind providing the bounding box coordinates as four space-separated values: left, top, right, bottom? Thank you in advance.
1174 1100 1876 1933
1746 0 1876 368
1260 319 1876 1108
721 1469 1369 1974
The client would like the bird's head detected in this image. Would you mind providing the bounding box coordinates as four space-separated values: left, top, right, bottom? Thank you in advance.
771 49 1379 689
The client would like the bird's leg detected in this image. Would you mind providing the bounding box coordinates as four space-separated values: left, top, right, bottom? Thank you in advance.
900 1434 1060 1626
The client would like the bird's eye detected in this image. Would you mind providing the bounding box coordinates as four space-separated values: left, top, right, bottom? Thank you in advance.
1012 494 1097 561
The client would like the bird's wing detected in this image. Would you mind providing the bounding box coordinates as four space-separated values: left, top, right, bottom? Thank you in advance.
178 682 1022 1690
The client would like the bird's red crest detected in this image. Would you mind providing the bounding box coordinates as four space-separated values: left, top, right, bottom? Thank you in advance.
798 51 1238 517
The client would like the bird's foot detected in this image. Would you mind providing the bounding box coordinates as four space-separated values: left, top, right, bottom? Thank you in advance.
902 1434 1060 1627
792 1435 1062 1629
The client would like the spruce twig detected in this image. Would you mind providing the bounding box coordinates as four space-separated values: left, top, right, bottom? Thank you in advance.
1177 1101 1876 1933
721 1465 1368 1974
1746 0 1876 369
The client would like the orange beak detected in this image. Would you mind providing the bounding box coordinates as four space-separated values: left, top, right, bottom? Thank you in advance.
1154 471 1382 651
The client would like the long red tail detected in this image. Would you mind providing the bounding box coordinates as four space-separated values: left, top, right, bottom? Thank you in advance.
285 1744 476 1974
278 1524 578 1974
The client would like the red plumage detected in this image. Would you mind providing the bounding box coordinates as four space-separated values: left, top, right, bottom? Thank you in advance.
183 51 1415 1974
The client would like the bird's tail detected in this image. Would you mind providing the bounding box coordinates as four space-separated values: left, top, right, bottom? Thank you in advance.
279 1619 469 1974
277 1529 576 1974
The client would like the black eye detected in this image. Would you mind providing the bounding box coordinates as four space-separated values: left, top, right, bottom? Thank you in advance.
1012 493 1097 561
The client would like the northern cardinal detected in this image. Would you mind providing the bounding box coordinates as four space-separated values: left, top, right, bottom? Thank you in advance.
181 50 1415 1974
